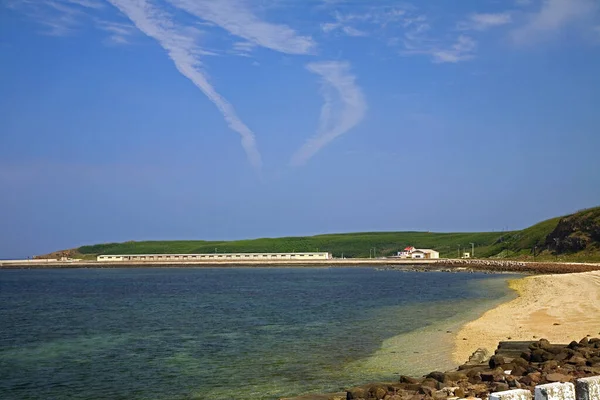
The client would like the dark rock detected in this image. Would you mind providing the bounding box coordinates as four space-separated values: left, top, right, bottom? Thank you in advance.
580 337 589 346
480 372 495 382
554 352 569 362
542 360 559 371
347 387 366 399
567 356 587 366
511 365 526 377
587 356 600 366
530 349 546 362
399 376 421 384
489 355 505 369
520 351 531 362
568 341 580 350
426 372 445 383
506 376 521 388
512 357 529 368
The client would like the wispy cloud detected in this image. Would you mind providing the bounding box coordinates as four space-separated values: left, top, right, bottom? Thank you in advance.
290 61 366 166
512 0 599 44
230 40 256 57
430 35 477 63
63 0 104 9
96 19 137 44
320 7 407 37
107 0 262 171
458 13 513 31
400 15 477 63
165 0 316 55
7 0 87 36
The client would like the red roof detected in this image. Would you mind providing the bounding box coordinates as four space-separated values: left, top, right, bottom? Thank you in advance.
404 246 415 251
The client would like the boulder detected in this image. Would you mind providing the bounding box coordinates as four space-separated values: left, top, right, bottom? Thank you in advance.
368 385 387 400
400 376 421 384
489 356 505 369
492 382 510 392
567 356 587 366
426 372 446 383
421 378 439 389
541 360 559 372
444 372 468 383
346 387 366 399
419 386 435 397
511 366 527 377
545 373 572 383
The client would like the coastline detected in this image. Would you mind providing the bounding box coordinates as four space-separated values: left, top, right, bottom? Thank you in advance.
453 270 600 364
2 258 600 274
344 276 519 378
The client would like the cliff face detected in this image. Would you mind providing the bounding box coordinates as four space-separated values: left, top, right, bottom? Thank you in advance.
545 207 600 254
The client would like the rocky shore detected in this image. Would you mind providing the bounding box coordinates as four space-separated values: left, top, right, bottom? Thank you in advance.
282 338 600 400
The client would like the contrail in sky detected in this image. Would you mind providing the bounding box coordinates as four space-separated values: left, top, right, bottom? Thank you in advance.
107 0 262 171
290 61 366 166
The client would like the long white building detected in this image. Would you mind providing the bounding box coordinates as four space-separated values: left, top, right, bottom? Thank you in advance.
97 252 332 262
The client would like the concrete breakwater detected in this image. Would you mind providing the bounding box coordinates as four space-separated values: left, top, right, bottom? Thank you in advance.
1 258 599 274
282 338 600 400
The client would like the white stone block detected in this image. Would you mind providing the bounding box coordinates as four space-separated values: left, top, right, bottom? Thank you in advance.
490 389 533 400
576 376 600 400
535 382 576 400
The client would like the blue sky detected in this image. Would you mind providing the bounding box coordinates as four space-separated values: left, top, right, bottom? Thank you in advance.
1 0 600 258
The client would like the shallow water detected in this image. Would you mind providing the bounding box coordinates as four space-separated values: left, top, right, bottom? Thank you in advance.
0 267 516 399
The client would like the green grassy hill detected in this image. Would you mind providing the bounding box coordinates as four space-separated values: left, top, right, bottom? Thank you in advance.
46 206 600 262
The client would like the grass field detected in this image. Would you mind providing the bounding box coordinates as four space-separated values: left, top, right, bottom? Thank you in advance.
59 206 600 262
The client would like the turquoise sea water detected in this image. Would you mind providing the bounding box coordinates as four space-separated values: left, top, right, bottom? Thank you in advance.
0 267 516 400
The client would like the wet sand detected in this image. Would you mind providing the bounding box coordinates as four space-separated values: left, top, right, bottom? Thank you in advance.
453 271 600 364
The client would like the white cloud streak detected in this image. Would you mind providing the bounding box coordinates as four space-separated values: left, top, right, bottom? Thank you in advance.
401 15 476 63
430 35 477 63
290 61 366 166
165 0 316 54
96 19 137 44
512 0 598 44
107 0 262 171
459 13 512 31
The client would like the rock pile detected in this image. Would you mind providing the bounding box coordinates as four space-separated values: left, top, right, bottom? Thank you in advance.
433 259 600 274
344 337 600 400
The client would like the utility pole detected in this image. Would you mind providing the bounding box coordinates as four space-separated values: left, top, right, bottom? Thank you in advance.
369 248 372 259
215 248 217 253
373 247 376 259
533 245 537 262
457 244 461 258
470 243 475 258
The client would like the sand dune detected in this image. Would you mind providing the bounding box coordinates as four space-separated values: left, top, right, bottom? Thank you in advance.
453 271 600 364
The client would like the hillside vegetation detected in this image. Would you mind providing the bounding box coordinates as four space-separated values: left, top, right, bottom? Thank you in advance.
47 206 600 261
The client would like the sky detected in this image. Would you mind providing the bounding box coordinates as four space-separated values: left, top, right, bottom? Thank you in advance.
1 0 600 258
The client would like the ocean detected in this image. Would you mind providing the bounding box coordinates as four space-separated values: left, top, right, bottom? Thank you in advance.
0 267 517 400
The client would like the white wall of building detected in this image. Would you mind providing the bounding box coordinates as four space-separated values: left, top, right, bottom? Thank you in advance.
97 252 331 262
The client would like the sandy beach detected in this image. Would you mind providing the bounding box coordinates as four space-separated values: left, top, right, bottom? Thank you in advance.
453 271 600 364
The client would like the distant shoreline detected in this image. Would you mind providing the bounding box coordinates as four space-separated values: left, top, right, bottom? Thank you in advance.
1 258 599 274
